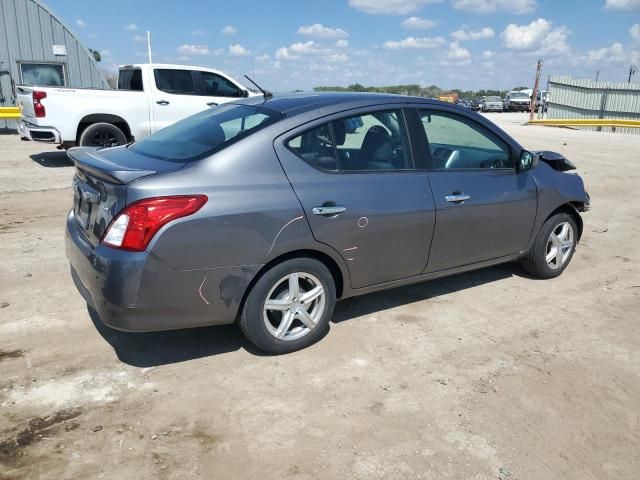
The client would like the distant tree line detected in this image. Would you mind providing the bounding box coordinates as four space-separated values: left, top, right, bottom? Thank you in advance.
312 83 524 99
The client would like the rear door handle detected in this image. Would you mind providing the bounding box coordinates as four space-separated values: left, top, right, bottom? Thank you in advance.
156 100 170 105
206 102 218 107
312 206 346 216
445 194 470 203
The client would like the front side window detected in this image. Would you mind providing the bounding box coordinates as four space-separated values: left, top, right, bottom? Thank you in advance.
419 110 512 170
200 72 240 97
20 63 65 86
154 69 195 94
130 104 283 162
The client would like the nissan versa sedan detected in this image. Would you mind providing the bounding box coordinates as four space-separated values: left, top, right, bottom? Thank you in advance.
66 93 589 354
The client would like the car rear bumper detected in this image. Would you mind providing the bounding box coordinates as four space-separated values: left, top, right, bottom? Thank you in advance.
65 210 260 332
508 104 530 111
18 120 62 144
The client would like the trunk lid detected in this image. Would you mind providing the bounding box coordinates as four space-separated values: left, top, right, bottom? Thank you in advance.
68 146 185 246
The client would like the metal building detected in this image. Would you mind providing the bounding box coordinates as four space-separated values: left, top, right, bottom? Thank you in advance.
0 0 107 129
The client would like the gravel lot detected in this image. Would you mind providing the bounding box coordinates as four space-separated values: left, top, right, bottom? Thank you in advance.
1 113 639 479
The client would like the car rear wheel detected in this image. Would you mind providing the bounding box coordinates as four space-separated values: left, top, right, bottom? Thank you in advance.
79 122 127 148
521 212 578 279
239 258 336 354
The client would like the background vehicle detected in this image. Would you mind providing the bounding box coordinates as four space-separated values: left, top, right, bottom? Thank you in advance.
504 90 531 112
469 98 482 111
17 63 257 148
66 93 589 354
481 96 504 112
536 90 549 112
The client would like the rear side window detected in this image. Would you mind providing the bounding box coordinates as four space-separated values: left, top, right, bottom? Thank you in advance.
129 104 284 162
287 109 412 173
118 69 143 91
200 72 241 97
154 69 195 94
287 124 337 172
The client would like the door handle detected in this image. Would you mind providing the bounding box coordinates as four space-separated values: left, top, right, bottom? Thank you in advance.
312 206 346 216
156 100 170 105
445 194 470 203
206 102 218 107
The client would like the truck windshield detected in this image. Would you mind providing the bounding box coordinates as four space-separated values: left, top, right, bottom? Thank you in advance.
511 92 529 99
129 104 284 162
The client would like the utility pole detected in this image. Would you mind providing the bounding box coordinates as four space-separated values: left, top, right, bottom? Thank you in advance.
147 31 153 64
530 58 543 121
595 71 599 82
629 65 638 83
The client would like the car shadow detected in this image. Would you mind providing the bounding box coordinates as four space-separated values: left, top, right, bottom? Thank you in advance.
332 263 520 322
30 151 73 168
89 263 523 367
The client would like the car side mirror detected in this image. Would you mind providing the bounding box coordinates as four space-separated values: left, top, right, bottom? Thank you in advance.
518 150 539 171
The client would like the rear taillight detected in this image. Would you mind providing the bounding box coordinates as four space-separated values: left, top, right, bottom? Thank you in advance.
102 195 207 251
33 90 47 118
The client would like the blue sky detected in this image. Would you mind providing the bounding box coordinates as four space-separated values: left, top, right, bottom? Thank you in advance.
49 0 640 91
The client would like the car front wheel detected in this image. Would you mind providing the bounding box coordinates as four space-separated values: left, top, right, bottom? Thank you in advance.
239 258 336 354
521 212 578 279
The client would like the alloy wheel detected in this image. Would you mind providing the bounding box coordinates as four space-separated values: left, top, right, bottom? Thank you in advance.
263 272 326 341
545 221 574 270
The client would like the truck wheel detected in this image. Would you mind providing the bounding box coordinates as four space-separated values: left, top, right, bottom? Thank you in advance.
239 257 336 354
79 122 127 148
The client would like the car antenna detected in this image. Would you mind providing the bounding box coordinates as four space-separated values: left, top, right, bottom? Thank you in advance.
244 75 273 100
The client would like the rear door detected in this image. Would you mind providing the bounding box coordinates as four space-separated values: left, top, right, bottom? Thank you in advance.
150 68 212 132
275 107 436 289
418 108 537 272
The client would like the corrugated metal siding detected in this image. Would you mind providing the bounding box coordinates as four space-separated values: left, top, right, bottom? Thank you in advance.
547 76 640 135
0 0 108 129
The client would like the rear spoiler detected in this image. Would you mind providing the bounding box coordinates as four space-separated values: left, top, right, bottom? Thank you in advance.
67 147 156 184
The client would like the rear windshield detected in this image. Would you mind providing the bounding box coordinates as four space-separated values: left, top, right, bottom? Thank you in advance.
129 104 284 162
486 96 501 101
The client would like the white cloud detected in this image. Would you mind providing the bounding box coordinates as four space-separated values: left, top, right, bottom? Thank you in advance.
124 24 138 31
191 29 206 36
298 23 349 38
276 47 297 60
631 24 640 42
451 26 495 41
335 39 349 48
349 0 443 15
222 25 237 35
501 19 570 56
401 16 436 29
229 44 250 56
585 42 629 63
327 53 349 63
177 44 210 56
501 18 550 49
452 0 536 14
100 49 111 56
446 41 472 62
255 54 270 62
75 19 86 29
482 49 495 58
383 36 446 49
133 34 146 43
605 0 640 10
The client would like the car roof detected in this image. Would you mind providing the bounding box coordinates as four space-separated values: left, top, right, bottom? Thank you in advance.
230 92 452 117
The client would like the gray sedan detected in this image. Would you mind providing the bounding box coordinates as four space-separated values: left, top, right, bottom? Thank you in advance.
66 93 589 354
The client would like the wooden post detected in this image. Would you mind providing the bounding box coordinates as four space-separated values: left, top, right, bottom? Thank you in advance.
530 59 543 121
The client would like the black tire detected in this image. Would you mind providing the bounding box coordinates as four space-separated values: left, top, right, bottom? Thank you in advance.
79 122 127 148
239 258 336 354
521 212 578 279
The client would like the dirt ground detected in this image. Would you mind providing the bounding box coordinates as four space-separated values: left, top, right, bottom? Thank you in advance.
1 113 639 480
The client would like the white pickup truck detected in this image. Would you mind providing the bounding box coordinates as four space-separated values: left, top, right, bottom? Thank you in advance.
17 63 258 148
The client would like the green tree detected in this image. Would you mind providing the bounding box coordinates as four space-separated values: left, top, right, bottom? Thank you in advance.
88 49 101 62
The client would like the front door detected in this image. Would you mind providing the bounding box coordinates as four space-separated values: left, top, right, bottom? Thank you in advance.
418 109 538 272
275 108 436 289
